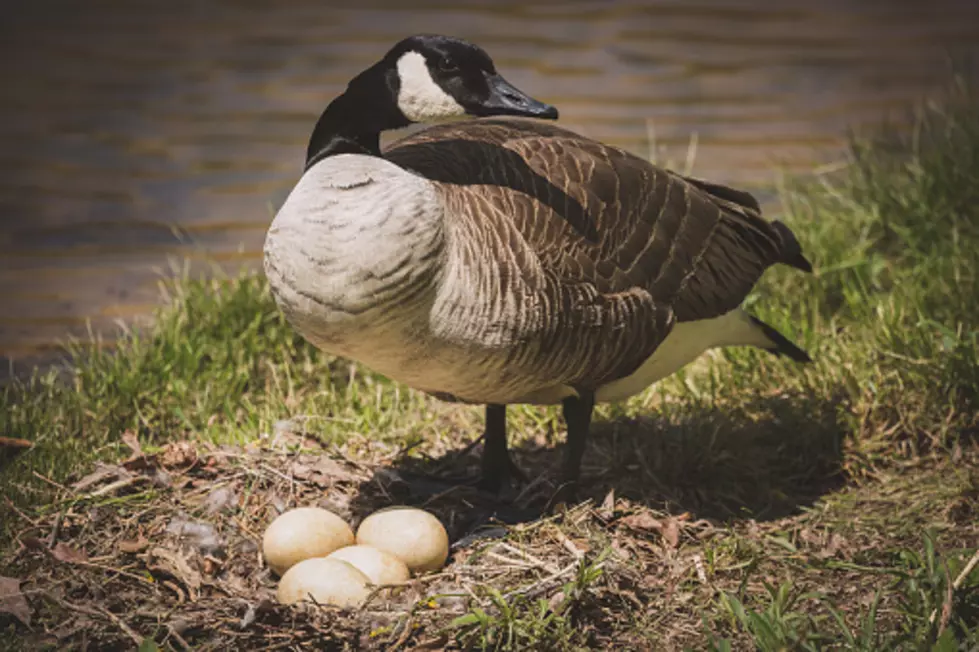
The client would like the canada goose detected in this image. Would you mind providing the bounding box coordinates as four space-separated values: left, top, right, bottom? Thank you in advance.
264 34 812 501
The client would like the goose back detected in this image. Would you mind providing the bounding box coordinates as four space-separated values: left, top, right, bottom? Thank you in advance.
384 117 809 395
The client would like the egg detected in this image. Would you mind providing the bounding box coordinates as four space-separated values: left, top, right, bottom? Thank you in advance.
327 545 411 588
276 557 371 608
262 506 354 575
356 507 449 574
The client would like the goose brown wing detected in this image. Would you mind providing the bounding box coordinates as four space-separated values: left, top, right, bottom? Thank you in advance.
385 118 809 388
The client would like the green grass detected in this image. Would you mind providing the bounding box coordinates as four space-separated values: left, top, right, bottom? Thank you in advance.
2 77 979 649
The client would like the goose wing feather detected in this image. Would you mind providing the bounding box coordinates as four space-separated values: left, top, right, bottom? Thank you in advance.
384 118 808 389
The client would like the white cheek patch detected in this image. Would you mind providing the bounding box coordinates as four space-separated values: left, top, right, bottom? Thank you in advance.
396 51 466 122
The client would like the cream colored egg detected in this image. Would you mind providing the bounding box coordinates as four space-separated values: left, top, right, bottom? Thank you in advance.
356 507 449 574
262 507 354 576
276 557 371 608
327 545 411 587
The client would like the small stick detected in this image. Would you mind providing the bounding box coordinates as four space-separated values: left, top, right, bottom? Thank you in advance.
0 437 32 449
953 549 979 592
692 554 708 584
31 471 71 494
928 548 979 625
82 475 145 499
497 542 560 574
166 625 192 651
70 558 156 585
552 527 585 559
420 484 464 508
55 596 143 646
484 551 534 570
4 496 39 525
47 509 65 548
505 560 585 601
513 474 549 507
430 431 487 474
97 605 144 646
257 463 305 485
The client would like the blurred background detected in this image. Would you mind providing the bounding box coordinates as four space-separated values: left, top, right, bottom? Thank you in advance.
2 0 978 378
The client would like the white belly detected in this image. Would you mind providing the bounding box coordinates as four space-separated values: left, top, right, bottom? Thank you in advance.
594 309 770 403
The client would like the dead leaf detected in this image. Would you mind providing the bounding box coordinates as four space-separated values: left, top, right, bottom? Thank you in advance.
610 538 632 561
202 555 222 576
546 589 567 614
20 536 46 552
815 532 848 560
148 547 201 602
118 538 150 554
598 488 615 520
619 511 663 533
51 542 89 564
662 518 680 549
160 441 197 469
121 430 142 458
289 456 360 486
0 576 32 627
288 461 313 480
268 492 287 515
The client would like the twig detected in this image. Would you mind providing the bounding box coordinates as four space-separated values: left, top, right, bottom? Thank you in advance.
55 596 143 645
32 470 71 494
390 614 416 650
47 509 65 548
4 496 39 525
420 483 465 508
513 474 549 507
98 606 144 646
497 541 560 574
82 475 146 499
928 548 979 625
953 549 979 591
484 551 534 570
430 431 487 474
552 527 585 559
938 562 953 634
71 558 157 585
692 554 708 584
504 560 583 601
166 624 193 651
257 463 306 485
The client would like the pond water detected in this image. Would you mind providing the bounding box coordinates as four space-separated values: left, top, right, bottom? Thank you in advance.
2 0 977 376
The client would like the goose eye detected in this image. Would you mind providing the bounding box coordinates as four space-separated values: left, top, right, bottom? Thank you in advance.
436 58 460 74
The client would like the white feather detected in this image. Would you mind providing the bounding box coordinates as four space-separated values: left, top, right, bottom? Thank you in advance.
594 309 772 403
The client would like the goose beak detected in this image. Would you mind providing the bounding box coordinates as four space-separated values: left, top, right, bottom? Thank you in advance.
477 73 559 120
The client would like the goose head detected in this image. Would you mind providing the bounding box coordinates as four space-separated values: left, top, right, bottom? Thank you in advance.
384 34 559 123
305 34 557 168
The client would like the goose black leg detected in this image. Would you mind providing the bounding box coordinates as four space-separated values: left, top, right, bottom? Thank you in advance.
554 391 596 505
478 404 526 493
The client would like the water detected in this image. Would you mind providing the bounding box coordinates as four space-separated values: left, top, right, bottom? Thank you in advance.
2 0 977 376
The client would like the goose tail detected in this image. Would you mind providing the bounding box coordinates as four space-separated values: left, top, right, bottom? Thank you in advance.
748 314 812 363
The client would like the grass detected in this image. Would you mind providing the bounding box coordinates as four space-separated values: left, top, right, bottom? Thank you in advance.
2 77 979 649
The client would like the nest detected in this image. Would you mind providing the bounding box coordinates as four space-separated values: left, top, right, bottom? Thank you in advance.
1 429 707 650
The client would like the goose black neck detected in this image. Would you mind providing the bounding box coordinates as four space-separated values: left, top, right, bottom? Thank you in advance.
304 69 410 172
